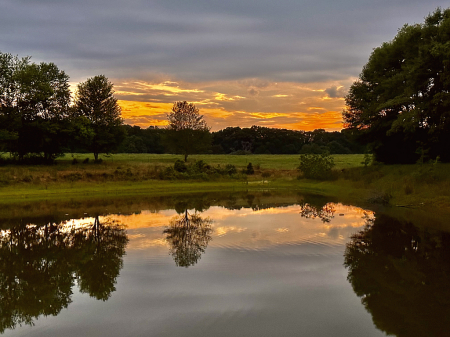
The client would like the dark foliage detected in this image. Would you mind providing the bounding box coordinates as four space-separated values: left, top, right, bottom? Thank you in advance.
343 8 450 163
211 126 362 155
298 153 336 180
345 214 450 337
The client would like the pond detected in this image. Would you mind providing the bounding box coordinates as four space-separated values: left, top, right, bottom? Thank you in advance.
1 191 449 336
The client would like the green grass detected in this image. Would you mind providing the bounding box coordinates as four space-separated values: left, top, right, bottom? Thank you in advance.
1 153 450 216
0 153 363 204
57 153 364 170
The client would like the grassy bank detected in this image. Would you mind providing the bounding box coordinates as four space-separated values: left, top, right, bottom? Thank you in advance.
0 153 449 213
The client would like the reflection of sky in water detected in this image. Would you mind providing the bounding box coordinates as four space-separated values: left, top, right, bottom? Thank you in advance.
111 203 373 252
3 203 383 337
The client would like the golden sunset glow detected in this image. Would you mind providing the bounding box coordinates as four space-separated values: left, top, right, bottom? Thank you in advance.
113 78 349 131
102 203 373 250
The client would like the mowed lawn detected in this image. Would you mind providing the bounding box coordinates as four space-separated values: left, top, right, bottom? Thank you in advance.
59 153 365 170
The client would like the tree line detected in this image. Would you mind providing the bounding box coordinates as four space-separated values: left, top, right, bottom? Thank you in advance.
0 51 363 163
119 124 363 156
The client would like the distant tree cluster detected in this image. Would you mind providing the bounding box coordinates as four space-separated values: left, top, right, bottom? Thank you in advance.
211 126 363 154
343 8 450 163
117 125 363 156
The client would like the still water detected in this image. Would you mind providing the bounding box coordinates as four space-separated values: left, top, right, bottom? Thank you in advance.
1 192 449 336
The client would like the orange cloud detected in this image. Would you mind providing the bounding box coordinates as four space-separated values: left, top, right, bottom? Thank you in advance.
113 77 349 131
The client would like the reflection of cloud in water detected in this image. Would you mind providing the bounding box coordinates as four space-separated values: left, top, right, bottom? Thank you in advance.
328 226 340 239
128 237 168 250
112 210 178 229
215 226 247 237
112 203 373 250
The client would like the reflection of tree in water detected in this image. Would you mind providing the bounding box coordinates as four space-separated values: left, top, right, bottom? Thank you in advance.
344 214 450 337
0 216 128 333
73 216 129 301
164 210 213 267
299 202 335 223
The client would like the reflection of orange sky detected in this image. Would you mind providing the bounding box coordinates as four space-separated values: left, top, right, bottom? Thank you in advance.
106 204 373 250
111 78 349 131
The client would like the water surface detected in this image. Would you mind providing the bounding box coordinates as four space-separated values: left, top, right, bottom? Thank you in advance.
1 192 449 336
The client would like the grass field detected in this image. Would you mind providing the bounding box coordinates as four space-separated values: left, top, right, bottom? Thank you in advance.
1 153 450 215
58 153 365 170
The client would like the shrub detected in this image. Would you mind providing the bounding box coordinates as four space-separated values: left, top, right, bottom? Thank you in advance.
246 162 254 175
191 160 209 173
174 159 187 173
225 164 237 175
298 153 335 180
361 152 372 167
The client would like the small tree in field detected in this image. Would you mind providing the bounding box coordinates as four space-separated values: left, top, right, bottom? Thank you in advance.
164 101 211 162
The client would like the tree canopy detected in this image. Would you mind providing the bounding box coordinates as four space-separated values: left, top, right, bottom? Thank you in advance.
0 52 71 161
73 75 125 160
343 8 450 163
163 101 211 161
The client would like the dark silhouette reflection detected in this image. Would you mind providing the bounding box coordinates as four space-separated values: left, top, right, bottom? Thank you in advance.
299 202 335 223
164 210 213 268
0 216 128 333
344 214 450 337
73 216 129 301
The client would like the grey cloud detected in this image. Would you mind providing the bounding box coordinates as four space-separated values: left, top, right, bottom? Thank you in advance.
1 0 449 83
325 86 346 98
248 88 259 96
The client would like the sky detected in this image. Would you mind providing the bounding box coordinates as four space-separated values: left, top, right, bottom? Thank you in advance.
1 0 448 131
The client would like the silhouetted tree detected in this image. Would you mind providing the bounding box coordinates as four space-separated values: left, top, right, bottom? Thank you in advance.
0 52 71 161
163 101 211 161
73 75 125 160
343 8 450 163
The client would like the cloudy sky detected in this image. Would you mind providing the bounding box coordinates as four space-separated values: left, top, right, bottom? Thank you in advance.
1 0 448 131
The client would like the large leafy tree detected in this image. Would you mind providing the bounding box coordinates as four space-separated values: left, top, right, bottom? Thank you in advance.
0 52 71 161
343 8 450 163
163 101 211 161
74 75 124 160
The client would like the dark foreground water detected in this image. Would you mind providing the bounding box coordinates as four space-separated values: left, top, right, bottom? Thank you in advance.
1 192 449 336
